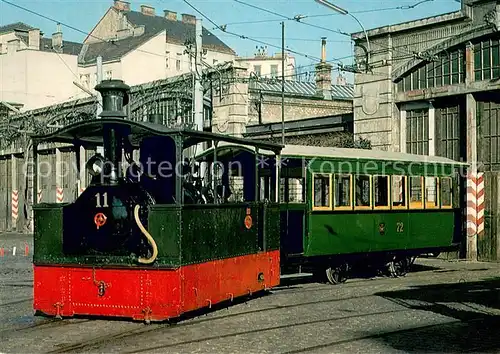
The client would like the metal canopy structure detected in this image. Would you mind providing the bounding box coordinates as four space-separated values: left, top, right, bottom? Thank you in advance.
31 118 284 153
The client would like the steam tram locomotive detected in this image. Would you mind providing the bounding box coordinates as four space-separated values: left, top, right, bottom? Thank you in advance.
32 80 283 323
32 79 466 323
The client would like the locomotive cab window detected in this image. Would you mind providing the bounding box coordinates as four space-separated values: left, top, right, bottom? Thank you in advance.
313 174 331 210
409 176 424 209
334 174 352 210
355 175 372 209
374 175 390 209
425 176 439 209
441 177 453 208
391 175 407 209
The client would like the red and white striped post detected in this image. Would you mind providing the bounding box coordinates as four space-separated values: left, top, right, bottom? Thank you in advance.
11 190 19 225
466 171 478 239
476 172 485 236
56 187 64 203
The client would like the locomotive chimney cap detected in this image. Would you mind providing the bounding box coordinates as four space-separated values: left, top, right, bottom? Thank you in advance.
95 79 130 117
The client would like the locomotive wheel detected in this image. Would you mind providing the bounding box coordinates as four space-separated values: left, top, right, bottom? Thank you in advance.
325 263 349 285
389 257 411 277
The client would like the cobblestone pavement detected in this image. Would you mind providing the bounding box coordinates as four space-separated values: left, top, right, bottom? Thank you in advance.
2 233 500 353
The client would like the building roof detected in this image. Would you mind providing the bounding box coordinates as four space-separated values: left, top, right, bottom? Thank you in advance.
80 8 234 64
197 143 467 166
351 10 464 40
15 33 83 56
251 80 354 100
0 22 82 55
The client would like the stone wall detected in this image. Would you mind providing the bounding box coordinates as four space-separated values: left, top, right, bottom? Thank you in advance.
247 94 352 126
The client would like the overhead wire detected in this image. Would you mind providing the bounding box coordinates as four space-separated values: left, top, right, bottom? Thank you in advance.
228 0 440 59
180 0 345 66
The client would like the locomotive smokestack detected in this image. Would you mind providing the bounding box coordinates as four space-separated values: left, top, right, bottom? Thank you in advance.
95 79 130 184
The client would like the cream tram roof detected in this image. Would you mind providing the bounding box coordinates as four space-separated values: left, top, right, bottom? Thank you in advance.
197 143 467 166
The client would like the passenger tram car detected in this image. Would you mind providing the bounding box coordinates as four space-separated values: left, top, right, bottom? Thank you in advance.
32 79 466 323
196 142 466 284
32 80 283 323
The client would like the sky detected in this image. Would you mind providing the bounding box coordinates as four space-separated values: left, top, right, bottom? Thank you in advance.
0 0 462 82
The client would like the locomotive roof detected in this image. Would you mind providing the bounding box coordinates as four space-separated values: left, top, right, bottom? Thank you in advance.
31 118 283 153
196 143 468 166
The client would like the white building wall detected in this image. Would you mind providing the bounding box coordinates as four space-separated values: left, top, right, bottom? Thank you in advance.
79 31 235 89
236 55 296 79
0 48 79 111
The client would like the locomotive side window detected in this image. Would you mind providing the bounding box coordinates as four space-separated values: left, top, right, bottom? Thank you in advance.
313 174 331 210
374 175 390 209
334 174 352 210
409 176 424 209
392 175 407 209
229 176 244 202
355 175 372 209
259 176 271 201
425 176 439 209
441 177 453 208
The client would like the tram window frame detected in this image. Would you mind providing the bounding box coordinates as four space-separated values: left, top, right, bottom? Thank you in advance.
334 174 353 211
281 177 305 203
424 176 440 209
373 175 390 210
391 175 408 209
312 173 332 210
440 177 453 209
409 176 424 209
354 175 372 210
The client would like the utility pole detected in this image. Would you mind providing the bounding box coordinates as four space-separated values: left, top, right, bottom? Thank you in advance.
194 18 206 181
281 21 285 146
195 18 203 132
96 55 103 119
96 56 104 157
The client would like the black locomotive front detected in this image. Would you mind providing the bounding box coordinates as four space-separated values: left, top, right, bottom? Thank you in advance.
61 81 162 263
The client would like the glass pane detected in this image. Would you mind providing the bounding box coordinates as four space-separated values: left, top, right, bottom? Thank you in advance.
441 177 453 207
260 176 270 201
392 175 406 207
404 76 412 91
443 57 450 85
355 175 371 207
313 175 330 207
374 176 389 207
474 43 482 72
419 66 427 89
412 71 418 91
427 62 434 88
397 80 403 92
409 176 423 208
288 177 304 203
335 175 351 208
425 177 438 208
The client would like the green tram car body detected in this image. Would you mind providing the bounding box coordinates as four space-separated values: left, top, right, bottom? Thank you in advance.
197 144 466 283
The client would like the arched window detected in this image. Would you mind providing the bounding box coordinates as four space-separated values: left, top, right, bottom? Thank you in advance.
396 46 465 92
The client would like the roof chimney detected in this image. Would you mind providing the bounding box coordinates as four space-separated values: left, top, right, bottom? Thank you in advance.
140 5 155 16
52 23 63 53
164 10 177 21
181 14 196 25
315 37 332 100
321 37 326 62
113 0 130 11
28 29 40 50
